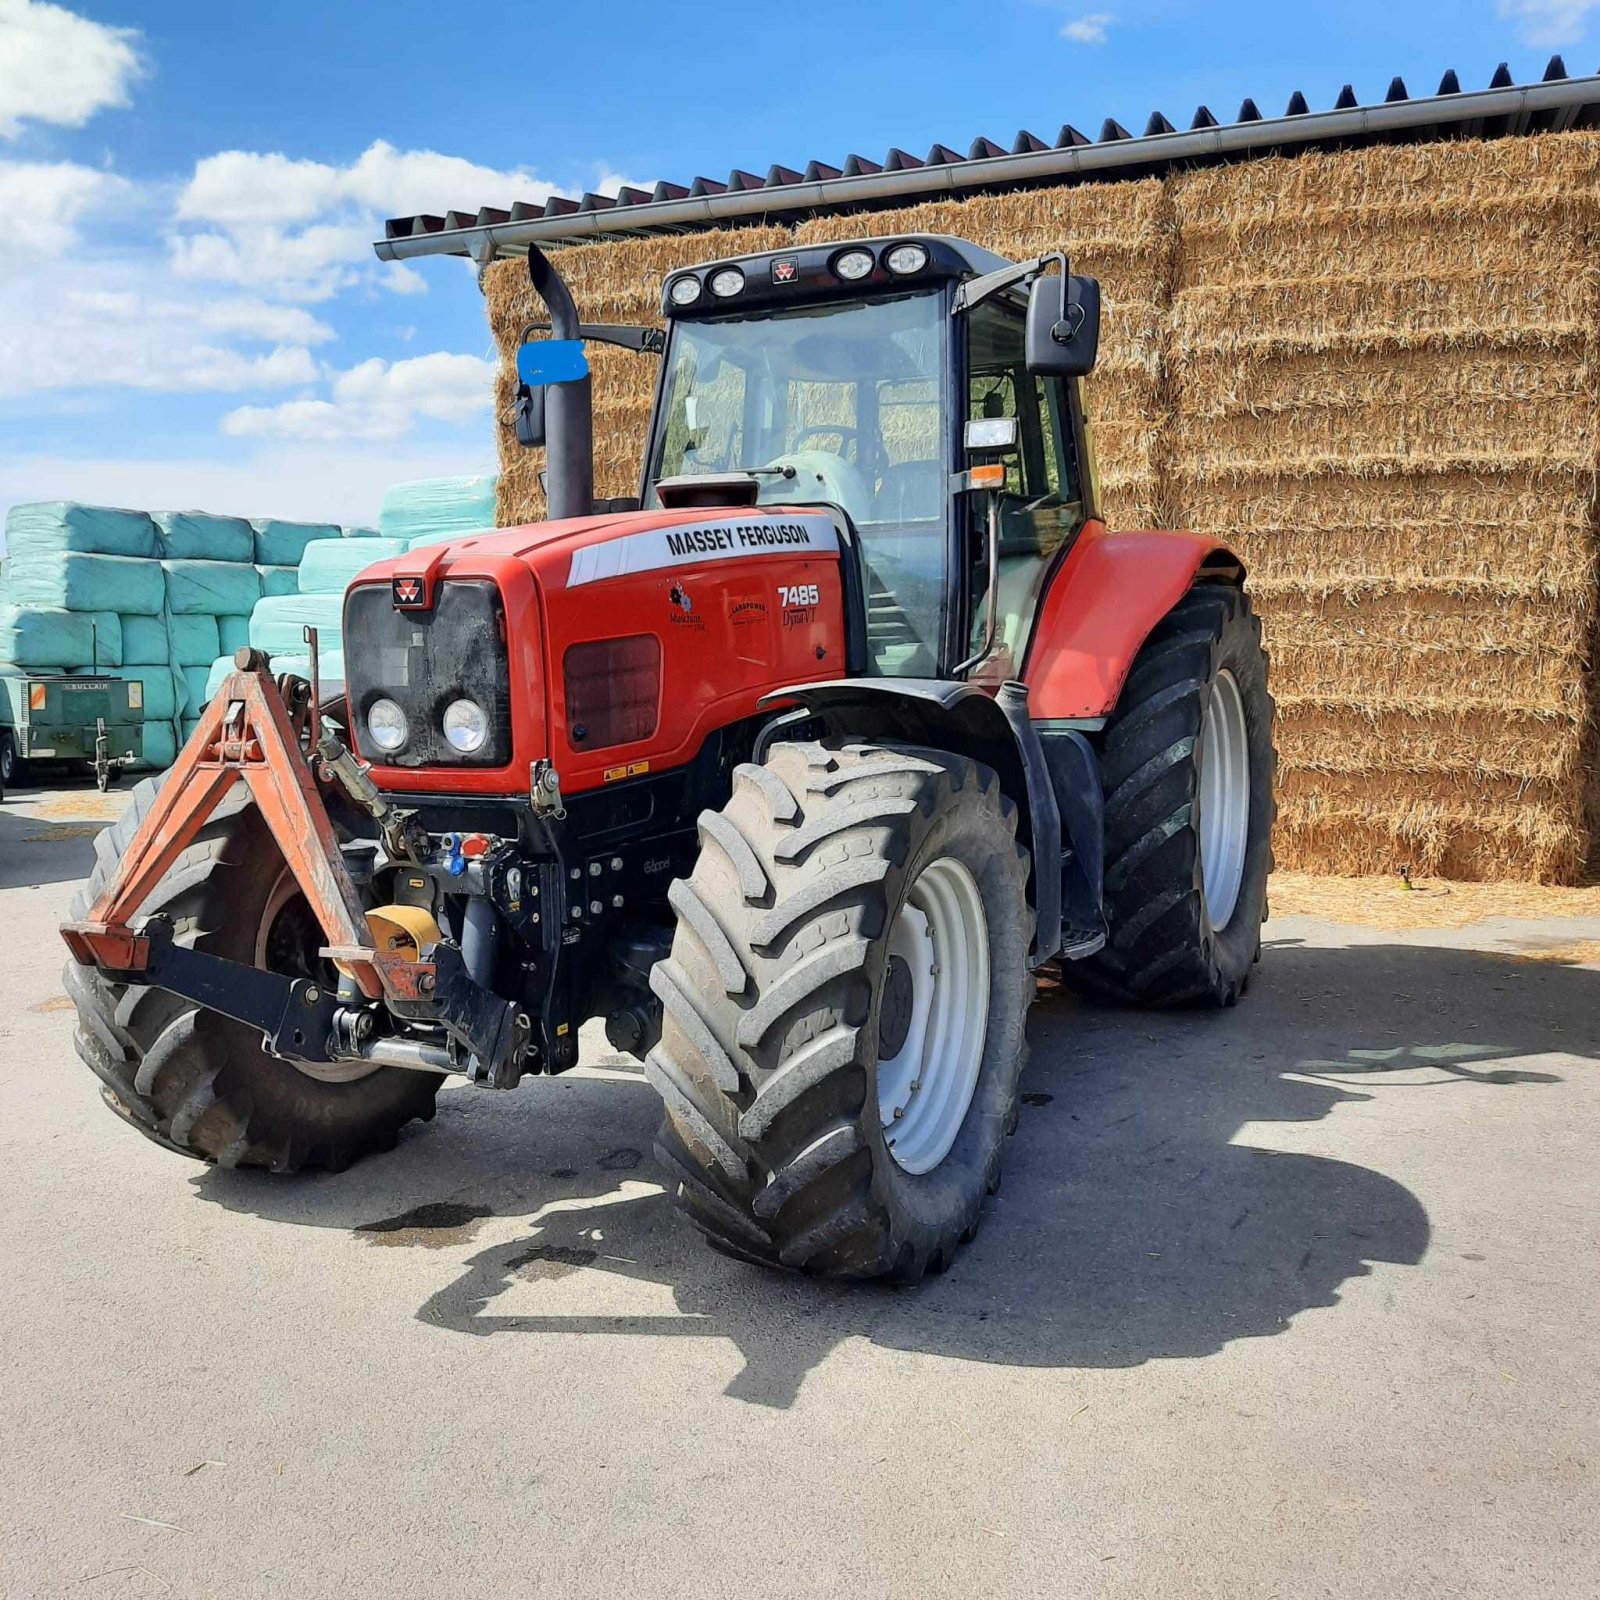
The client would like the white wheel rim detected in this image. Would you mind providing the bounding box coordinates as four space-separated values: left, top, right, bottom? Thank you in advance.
1199 669 1251 929
876 856 991 1175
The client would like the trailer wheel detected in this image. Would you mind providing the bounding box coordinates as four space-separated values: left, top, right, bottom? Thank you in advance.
649 741 1033 1282
0 730 18 788
63 772 440 1171
1069 584 1276 1008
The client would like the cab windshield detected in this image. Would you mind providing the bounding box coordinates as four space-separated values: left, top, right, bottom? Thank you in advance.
646 290 949 675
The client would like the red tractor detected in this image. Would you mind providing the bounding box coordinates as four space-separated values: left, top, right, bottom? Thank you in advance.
62 236 1274 1281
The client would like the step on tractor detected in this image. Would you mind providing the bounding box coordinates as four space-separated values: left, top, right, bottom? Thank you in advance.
62 235 1275 1282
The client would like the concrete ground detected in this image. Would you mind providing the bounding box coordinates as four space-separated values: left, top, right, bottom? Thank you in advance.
1 780 1596 1600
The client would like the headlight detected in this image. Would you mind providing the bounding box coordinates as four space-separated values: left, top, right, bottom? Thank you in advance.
884 242 929 276
442 698 489 754
833 248 874 282
668 275 702 307
366 697 409 753
709 267 745 298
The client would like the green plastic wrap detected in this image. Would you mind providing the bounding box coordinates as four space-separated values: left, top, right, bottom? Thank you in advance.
133 720 178 771
218 615 251 655
4 552 165 615
4 501 159 560
378 476 498 541
256 564 299 597
154 511 254 562
297 538 405 595
167 613 221 668
0 606 121 668
248 593 345 655
120 615 169 665
162 560 262 616
251 519 339 565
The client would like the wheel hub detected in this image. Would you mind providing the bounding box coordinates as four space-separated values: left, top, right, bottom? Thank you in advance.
876 856 991 1175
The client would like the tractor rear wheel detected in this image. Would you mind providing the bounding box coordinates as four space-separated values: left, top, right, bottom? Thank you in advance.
1070 583 1275 1007
648 740 1033 1282
64 771 440 1170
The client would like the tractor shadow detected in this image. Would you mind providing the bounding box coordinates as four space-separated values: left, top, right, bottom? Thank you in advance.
193 934 1589 1409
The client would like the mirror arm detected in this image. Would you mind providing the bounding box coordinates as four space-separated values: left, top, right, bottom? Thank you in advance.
951 255 1048 316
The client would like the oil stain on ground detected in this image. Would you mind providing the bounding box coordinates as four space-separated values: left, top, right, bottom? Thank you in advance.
355 1202 494 1249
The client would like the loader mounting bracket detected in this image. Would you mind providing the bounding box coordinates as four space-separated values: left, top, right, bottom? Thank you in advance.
122 916 344 1063
62 650 393 1001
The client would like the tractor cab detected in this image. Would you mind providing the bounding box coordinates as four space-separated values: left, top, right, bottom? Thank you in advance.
642 235 1102 683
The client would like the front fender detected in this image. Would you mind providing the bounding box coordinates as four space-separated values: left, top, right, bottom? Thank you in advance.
758 679 1066 966
1024 522 1243 720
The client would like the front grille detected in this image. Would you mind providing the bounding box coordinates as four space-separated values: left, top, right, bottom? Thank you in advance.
344 580 512 767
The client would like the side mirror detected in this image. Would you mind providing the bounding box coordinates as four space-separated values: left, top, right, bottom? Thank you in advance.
1026 270 1101 378
514 382 545 449
513 337 590 451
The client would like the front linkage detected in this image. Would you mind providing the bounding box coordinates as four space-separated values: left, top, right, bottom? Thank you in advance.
61 650 533 1088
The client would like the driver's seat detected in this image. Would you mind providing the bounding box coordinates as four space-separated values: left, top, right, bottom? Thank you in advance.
874 460 943 524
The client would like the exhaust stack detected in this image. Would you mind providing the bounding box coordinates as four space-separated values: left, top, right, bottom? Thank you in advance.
527 244 595 521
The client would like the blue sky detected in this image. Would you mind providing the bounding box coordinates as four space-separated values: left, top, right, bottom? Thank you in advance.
0 0 1592 527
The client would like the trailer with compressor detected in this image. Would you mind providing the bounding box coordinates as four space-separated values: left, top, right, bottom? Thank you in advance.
62 234 1275 1281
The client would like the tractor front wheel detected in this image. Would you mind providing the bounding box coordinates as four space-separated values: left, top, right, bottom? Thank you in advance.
1071 583 1276 1008
64 772 440 1170
648 740 1033 1282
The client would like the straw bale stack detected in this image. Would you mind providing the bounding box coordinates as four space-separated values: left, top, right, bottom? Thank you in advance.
1169 134 1600 881
480 133 1600 881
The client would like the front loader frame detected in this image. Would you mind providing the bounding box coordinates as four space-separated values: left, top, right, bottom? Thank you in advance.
61 652 433 1059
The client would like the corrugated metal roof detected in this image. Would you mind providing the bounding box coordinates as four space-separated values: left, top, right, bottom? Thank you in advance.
374 57 1600 263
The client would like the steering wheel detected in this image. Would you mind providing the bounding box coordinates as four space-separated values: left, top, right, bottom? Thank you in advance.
790 424 859 456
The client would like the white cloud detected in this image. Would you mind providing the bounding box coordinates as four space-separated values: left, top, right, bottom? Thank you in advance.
221 351 496 443
170 140 561 301
0 159 124 257
1498 0 1599 45
0 0 143 139
0 271 321 396
1061 11 1114 42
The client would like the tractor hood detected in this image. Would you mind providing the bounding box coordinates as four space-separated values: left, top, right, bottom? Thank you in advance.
341 504 847 797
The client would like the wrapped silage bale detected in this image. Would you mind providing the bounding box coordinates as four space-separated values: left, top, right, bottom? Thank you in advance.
248 594 345 655
0 605 111 668
154 510 255 563
257 564 299 597
179 665 214 717
139 721 179 771
167 613 221 668
251 518 338 567
218 616 251 656
120 615 170 665
341 525 381 539
378 476 498 542
4 501 159 560
297 537 405 594
4 552 165 615
163 560 261 616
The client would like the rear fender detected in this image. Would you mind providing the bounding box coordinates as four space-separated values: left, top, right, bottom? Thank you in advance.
759 679 1065 966
1024 522 1244 720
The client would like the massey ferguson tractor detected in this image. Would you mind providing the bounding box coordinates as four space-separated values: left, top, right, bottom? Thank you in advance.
62 235 1274 1282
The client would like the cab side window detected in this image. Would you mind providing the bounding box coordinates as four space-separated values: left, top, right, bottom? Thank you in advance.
966 301 1086 669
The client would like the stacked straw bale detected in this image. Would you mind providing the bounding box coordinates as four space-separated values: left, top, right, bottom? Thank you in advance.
481 133 1600 882
1168 135 1600 881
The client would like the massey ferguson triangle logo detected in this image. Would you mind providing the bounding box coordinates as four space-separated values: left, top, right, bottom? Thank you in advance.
392 576 425 609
